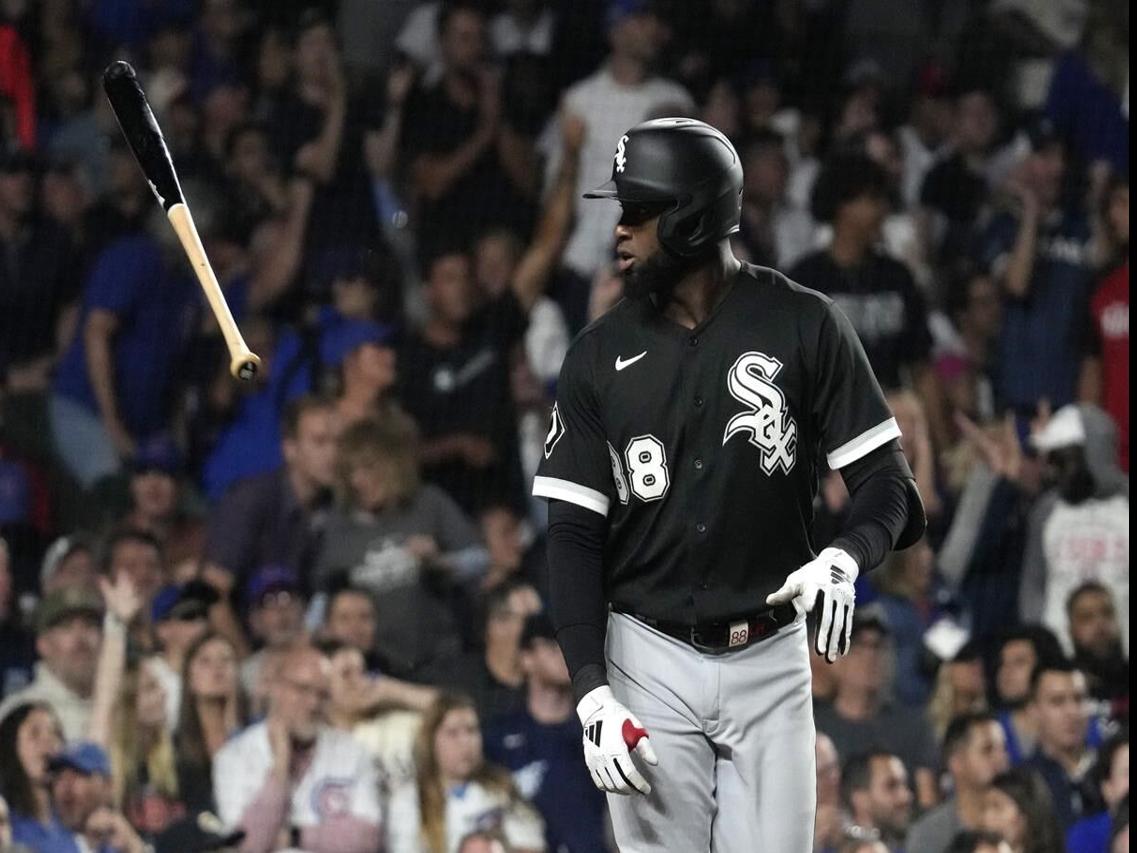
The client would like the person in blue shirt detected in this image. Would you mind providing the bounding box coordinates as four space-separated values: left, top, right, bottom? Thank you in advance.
978 115 1093 414
483 613 608 853
50 224 197 490
1068 730 1128 853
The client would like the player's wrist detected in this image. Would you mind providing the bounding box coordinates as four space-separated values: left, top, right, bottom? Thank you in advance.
818 547 859 582
571 664 610 707
576 685 616 723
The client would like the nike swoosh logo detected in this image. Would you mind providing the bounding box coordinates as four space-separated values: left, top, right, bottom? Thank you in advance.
615 351 647 371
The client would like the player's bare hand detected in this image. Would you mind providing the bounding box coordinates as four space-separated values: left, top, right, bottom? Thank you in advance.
577 686 658 796
767 547 858 663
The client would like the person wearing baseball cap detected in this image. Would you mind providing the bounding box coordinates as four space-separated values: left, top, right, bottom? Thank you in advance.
150 581 217 727
0 587 104 740
321 319 399 429
1020 404 1129 654
240 566 306 714
483 611 608 853
49 741 150 853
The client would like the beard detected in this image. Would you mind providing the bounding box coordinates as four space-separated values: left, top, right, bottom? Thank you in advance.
621 245 711 300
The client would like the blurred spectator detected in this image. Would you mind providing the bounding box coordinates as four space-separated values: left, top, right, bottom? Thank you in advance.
1044 11 1129 180
1079 174 1128 471
213 643 382 852
814 609 940 808
992 625 1065 766
945 829 1014 853
816 732 844 852
149 582 216 728
327 321 400 429
874 539 950 707
320 585 381 666
48 215 198 488
386 691 545 853
907 713 1010 853
0 702 67 849
264 10 379 256
928 646 989 744
99 528 164 626
550 0 693 287
81 140 151 259
0 792 15 850
1112 798 1129 853
448 579 542 722
736 129 814 269
0 587 103 740
981 767 1064 853
980 116 1092 412
478 505 543 595
840 750 914 852
0 148 81 392
315 412 487 679
1068 729 1128 853
897 65 953 210
400 1 535 259
457 830 511 853
1020 404 1129 652
1066 582 1129 709
483 613 606 853
204 395 338 591
118 437 205 578
1024 659 1094 830
938 268 1001 427
790 152 938 414
174 632 246 814
0 538 35 698
919 87 1001 270
86 573 185 838
321 639 435 795
38 536 96 597
240 566 307 701
49 741 149 853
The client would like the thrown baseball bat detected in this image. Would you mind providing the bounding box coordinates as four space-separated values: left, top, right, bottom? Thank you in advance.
102 60 261 381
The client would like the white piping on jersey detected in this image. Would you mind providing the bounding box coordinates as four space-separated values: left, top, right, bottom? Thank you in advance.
826 417 903 470
615 351 647 371
532 476 610 516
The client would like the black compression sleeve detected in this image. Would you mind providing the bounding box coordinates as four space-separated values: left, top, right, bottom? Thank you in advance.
830 439 926 572
545 499 610 701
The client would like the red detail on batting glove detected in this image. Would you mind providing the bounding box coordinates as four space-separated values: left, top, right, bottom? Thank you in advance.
622 719 647 750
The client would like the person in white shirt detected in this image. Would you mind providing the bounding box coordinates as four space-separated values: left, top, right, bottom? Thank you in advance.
546 0 694 291
387 692 545 853
213 644 381 852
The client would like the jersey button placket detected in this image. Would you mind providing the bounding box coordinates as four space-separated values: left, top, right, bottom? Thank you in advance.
696 522 707 534
694 458 704 470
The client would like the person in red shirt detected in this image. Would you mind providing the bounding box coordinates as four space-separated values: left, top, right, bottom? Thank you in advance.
1080 176 1129 470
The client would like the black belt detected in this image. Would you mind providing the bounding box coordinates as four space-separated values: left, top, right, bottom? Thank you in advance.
622 603 799 654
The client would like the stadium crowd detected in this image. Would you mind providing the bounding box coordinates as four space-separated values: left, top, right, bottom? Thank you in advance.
0 0 1129 851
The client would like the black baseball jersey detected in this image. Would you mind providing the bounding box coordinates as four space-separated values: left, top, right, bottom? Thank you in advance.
533 263 900 625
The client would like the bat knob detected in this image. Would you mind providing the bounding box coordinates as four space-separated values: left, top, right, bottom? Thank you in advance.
232 353 262 382
103 60 136 82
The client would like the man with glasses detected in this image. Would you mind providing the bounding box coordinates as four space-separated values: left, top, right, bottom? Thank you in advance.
814 609 940 809
213 644 381 851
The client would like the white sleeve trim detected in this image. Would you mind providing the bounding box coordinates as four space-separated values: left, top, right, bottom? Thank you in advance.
532 476 610 517
826 418 903 469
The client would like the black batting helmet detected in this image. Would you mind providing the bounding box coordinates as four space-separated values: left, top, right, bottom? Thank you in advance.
584 117 743 258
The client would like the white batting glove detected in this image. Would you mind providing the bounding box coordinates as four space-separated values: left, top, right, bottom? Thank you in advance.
577 686 658 796
767 547 859 663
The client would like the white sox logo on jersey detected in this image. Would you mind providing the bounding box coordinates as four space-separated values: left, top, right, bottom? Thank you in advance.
614 135 629 173
544 402 566 459
722 351 797 475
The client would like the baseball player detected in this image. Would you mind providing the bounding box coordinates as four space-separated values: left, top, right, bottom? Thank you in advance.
532 118 926 852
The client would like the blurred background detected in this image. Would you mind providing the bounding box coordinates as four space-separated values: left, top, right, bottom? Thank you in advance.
0 1 1129 852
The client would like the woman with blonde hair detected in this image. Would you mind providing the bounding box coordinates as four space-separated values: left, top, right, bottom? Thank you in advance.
315 411 489 678
387 692 544 853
